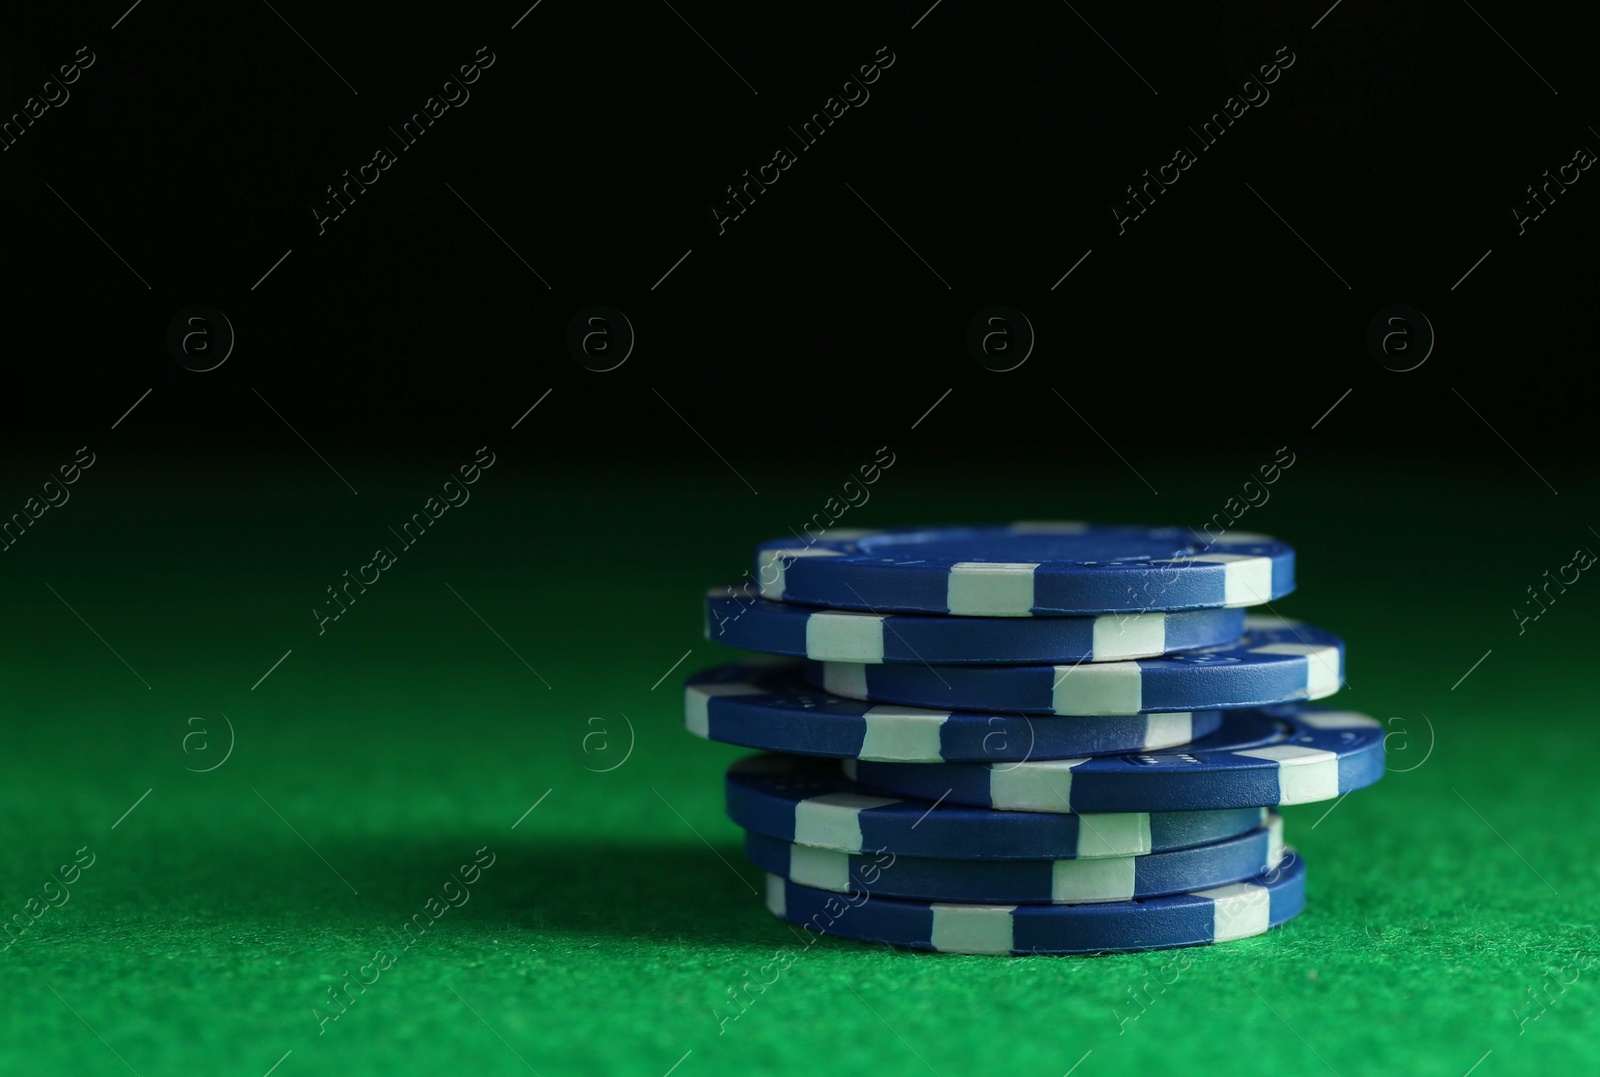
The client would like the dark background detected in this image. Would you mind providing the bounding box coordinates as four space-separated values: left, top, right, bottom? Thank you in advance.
2 0 1595 465
2 7 1598 1074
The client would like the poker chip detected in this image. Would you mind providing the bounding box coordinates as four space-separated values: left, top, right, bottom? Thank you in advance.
806 616 1343 715
762 851 1307 955
724 753 1268 860
704 587 1247 664
743 813 1284 904
843 705 1384 812
686 661 1223 762
753 523 1295 616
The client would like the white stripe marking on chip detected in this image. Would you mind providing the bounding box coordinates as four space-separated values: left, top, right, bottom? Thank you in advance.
1195 880 1270 941
1191 553 1273 606
989 758 1084 811
1293 710 1380 730
930 904 1016 954
683 681 765 737
1051 855 1137 902
860 706 949 761
757 546 842 600
1250 642 1342 697
788 843 851 891
806 610 886 662
1092 612 1166 659
793 791 899 852
1234 745 1340 804
1072 813 1154 857
1052 661 1142 715
947 562 1038 616
765 872 786 917
1144 711 1194 747
822 662 870 700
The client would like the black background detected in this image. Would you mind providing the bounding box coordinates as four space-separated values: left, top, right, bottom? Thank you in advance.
2 0 1595 460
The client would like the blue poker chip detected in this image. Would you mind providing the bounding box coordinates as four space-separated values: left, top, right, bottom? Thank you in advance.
808 616 1344 715
743 813 1284 905
763 851 1306 955
725 754 1269 860
686 661 1224 762
843 704 1384 812
705 586 1247 664
753 523 1295 616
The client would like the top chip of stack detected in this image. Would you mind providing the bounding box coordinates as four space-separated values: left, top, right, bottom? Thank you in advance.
752 522 1295 615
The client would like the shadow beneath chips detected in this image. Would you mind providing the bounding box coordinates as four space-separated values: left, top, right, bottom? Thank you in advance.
170 835 783 949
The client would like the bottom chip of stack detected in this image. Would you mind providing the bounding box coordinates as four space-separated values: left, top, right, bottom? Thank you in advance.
761 851 1306 956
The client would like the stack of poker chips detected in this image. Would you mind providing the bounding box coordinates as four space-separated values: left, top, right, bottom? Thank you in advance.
685 523 1382 956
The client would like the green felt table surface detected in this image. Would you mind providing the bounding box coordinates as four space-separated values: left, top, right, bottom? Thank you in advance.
0 445 1595 1076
